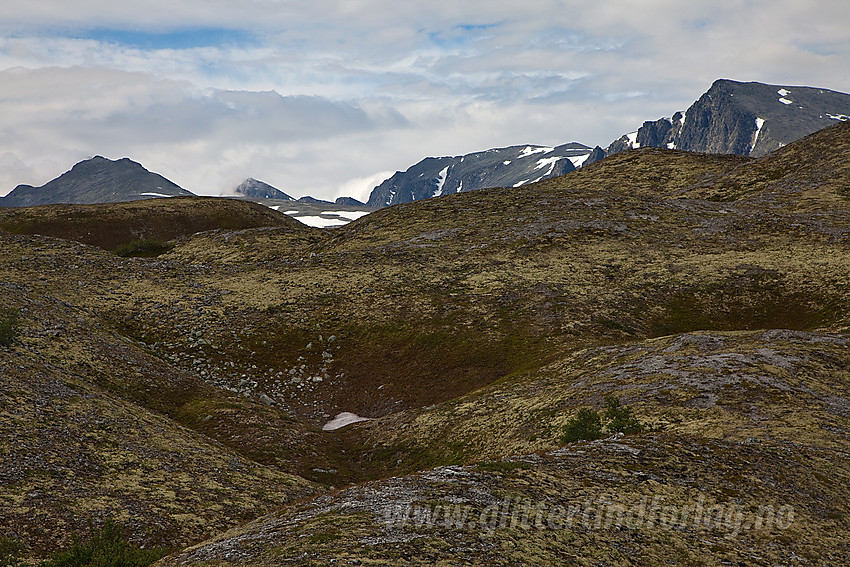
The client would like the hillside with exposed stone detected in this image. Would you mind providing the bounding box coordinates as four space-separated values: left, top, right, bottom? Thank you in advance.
0 120 848 564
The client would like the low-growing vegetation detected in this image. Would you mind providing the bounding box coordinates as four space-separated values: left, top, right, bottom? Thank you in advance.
561 407 604 443
561 396 644 443
39 520 168 567
114 238 174 257
0 536 26 567
0 307 21 347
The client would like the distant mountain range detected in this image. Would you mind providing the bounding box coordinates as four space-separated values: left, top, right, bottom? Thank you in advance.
366 142 593 207
0 156 193 207
2 79 848 210
366 79 850 207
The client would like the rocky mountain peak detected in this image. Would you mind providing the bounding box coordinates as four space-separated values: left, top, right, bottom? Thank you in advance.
1 156 193 207
601 79 850 161
233 178 294 200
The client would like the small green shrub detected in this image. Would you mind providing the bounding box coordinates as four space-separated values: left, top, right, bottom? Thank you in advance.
40 520 167 567
604 395 644 434
0 536 26 567
561 397 645 444
114 239 174 258
0 307 22 347
561 407 603 443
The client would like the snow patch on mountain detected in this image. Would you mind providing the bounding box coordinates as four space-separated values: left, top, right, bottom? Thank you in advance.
433 166 450 197
535 156 563 175
751 117 766 150
568 153 590 168
518 146 552 158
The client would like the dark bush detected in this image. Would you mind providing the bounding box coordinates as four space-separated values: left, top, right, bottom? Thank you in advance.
0 536 26 567
604 395 645 434
0 307 21 347
114 239 174 258
561 407 604 443
561 396 645 444
40 520 167 567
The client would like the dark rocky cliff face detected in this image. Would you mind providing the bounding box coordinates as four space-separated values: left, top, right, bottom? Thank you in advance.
604 79 850 161
637 111 685 148
677 81 761 154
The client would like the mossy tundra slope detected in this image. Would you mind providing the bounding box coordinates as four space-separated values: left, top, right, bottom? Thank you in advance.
1 121 849 564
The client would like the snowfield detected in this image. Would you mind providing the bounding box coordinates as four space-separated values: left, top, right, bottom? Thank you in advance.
322 412 372 431
293 216 348 228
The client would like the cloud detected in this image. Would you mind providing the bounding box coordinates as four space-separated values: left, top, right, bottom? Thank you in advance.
1 1 850 199
0 67 407 195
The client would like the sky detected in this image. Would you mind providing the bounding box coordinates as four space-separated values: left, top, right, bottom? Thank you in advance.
1 1 849 202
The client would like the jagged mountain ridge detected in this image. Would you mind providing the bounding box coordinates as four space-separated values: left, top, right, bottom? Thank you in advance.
0 156 194 207
366 142 592 207
368 79 850 207
601 79 850 160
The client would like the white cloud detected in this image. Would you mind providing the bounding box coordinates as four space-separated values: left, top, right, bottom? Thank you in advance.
333 171 396 204
1 1 850 199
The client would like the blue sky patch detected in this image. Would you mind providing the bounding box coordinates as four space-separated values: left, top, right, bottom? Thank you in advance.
80 27 254 50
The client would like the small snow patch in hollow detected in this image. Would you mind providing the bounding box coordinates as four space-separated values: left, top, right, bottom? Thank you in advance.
292 216 349 228
666 142 676 149
268 205 281 211
513 179 530 187
827 113 849 121
503 160 511 166
322 412 372 431
626 131 640 148
779 98 793 105
283 210 299 215
320 210 370 220
139 192 173 198
778 88 791 97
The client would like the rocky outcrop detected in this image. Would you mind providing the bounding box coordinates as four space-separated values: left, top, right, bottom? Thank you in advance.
335 196 366 206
